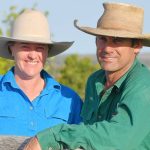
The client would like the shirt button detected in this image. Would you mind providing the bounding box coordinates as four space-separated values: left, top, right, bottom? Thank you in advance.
98 115 102 119
115 88 119 93
30 121 34 126
29 106 33 110
90 97 93 101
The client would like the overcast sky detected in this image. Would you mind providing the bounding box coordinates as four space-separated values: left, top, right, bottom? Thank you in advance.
0 0 150 55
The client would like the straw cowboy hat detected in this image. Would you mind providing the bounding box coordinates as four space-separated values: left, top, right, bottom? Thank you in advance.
0 9 73 60
74 2 150 47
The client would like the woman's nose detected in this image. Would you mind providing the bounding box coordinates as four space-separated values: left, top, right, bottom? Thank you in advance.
27 50 37 59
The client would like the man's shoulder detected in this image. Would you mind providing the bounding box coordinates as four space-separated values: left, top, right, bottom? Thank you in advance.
128 62 150 83
124 62 150 93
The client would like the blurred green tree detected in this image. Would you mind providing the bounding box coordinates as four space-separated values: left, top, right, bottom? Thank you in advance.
0 57 14 74
44 57 60 79
57 54 100 99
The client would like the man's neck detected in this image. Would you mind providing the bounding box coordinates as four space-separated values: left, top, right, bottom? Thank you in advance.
105 67 130 89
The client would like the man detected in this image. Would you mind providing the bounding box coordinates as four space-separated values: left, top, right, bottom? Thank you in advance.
25 2 150 150
0 9 82 136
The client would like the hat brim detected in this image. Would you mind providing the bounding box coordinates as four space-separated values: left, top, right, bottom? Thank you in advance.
0 36 73 60
74 20 150 47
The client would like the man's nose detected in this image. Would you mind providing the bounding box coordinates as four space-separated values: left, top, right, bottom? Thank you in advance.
103 45 114 53
97 44 114 54
97 38 114 51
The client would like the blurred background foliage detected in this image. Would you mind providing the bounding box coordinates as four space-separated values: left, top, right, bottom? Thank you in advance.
57 55 99 98
0 5 100 99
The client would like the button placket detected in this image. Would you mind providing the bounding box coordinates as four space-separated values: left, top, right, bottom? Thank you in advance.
29 106 33 110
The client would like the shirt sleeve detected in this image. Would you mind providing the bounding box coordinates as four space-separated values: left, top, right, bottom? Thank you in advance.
37 124 69 150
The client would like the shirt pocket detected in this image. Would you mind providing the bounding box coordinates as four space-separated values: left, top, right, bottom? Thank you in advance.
0 97 18 118
44 98 71 123
44 108 70 123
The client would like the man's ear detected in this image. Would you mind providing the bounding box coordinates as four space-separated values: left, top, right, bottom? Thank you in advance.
133 40 142 54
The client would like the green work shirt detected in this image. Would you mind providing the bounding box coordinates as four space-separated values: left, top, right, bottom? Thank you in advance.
37 59 150 150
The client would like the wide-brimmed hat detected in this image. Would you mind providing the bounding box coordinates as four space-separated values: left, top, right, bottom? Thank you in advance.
74 2 150 47
0 9 73 60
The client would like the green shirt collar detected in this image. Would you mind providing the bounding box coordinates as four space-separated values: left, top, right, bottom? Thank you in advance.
95 59 138 95
115 59 138 89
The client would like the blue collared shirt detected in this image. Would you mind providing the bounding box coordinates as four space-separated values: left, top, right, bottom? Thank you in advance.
0 67 82 136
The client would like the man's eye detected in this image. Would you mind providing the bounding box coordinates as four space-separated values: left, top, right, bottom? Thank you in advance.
113 38 127 44
113 38 122 43
97 36 107 42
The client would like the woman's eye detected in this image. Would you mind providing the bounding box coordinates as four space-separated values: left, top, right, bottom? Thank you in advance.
22 45 29 49
37 47 44 51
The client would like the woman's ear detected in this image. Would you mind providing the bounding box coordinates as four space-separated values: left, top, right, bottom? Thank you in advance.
7 42 14 56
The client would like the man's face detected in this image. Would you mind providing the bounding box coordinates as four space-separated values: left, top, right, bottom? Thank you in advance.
10 42 48 79
96 36 141 74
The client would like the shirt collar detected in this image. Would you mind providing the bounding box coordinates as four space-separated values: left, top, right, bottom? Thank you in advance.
41 70 61 91
1 67 19 89
95 70 105 95
1 67 61 92
114 59 138 89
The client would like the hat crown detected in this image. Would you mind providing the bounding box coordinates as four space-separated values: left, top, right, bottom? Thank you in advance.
97 3 144 34
11 9 51 43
